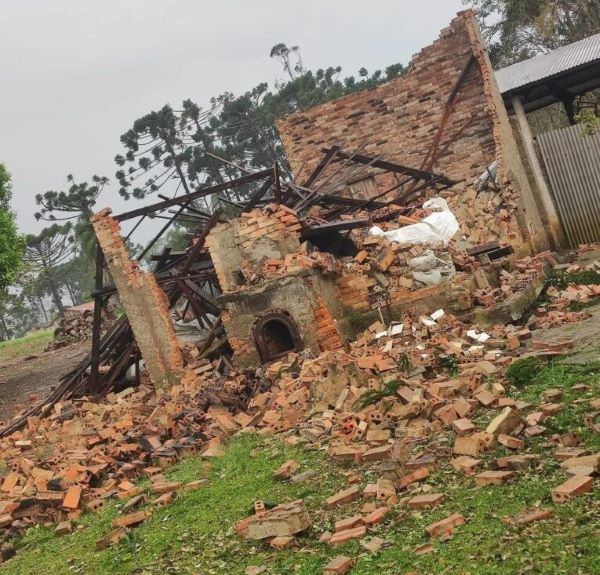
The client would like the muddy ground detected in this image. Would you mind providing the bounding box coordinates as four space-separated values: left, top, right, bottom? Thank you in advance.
533 303 600 364
0 342 89 422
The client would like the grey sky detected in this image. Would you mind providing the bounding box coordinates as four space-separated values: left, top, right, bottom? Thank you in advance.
0 0 464 241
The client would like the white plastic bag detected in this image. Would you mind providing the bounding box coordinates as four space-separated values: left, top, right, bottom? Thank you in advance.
369 197 459 246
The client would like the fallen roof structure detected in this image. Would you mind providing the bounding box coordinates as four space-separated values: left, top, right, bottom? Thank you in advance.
0 147 454 437
0 11 579 438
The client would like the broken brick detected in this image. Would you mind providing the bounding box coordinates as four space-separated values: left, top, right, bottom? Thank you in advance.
475 470 514 486
96 527 127 550
453 418 475 436
498 434 524 450
503 508 553 526
62 486 82 510
270 535 297 549
485 407 522 437
407 493 445 509
362 506 390 526
325 486 361 508
273 460 300 480
329 525 367 546
425 513 465 538
323 555 355 575
451 455 480 475
112 511 149 528
335 515 364 532
396 467 429 490
551 476 594 503
55 520 74 537
246 501 311 540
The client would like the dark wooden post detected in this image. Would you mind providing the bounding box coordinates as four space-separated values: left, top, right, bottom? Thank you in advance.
89 242 104 395
273 162 282 204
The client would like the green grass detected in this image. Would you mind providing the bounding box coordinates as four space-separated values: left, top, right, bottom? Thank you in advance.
548 269 600 290
2 362 600 575
0 329 53 364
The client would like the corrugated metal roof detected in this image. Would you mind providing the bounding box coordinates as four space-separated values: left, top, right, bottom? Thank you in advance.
495 33 600 94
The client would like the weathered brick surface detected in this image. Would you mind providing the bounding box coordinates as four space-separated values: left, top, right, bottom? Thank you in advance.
91 209 184 387
277 11 550 254
279 14 492 183
205 205 302 293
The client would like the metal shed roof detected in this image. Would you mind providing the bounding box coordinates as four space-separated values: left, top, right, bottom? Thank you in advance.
496 33 600 95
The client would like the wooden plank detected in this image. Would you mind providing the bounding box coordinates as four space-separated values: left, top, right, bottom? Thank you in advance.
183 279 220 315
273 163 282 204
301 218 370 238
303 146 340 188
88 243 104 395
180 209 222 275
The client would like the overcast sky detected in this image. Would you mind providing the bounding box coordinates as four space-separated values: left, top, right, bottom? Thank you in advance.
0 0 464 241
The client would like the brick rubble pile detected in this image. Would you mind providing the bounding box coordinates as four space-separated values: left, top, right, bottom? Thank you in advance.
1 287 599 560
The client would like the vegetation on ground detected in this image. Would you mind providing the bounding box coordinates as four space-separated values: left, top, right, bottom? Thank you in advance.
2 360 599 575
0 329 53 365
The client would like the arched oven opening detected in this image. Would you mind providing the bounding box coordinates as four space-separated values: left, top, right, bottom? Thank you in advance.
253 311 303 364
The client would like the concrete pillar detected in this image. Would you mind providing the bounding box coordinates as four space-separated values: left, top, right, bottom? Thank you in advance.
91 208 184 388
512 96 566 248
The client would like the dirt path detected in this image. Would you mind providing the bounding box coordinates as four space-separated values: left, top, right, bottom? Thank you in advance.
0 342 90 422
532 304 600 364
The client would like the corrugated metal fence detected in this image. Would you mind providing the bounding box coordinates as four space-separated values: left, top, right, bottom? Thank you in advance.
537 123 600 247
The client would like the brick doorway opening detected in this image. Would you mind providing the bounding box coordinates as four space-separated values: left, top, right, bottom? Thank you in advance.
253 311 302 363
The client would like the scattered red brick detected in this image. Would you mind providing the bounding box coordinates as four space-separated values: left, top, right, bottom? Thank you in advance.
425 513 465 539
323 555 355 575
551 476 594 503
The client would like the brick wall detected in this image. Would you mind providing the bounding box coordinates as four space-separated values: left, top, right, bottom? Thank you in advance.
217 272 345 368
277 11 551 254
312 295 344 352
334 272 373 312
278 12 495 186
91 209 184 388
206 204 302 293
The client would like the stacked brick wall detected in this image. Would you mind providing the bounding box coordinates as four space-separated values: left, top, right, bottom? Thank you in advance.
461 15 549 252
91 209 184 388
236 205 301 252
219 309 254 359
312 295 344 351
335 272 374 312
277 12 496 187
206 204 302 293
277 11 551 254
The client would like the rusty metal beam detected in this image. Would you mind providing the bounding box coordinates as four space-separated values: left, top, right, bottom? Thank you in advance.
115 168 273 221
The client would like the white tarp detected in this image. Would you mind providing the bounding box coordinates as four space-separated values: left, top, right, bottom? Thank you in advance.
368 197 459 246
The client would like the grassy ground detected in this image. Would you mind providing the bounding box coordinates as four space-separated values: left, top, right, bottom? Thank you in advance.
2 360 599 575
0 330 53 366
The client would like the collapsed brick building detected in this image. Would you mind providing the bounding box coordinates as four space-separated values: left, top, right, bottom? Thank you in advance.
200 10 558 369
0 11 569 433
86 10 560 377
277 10 559 253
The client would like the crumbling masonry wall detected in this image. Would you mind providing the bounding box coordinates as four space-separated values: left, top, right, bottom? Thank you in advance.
461 15 552 252
206 205 344 368
277 11 550 254
91 209 184 387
